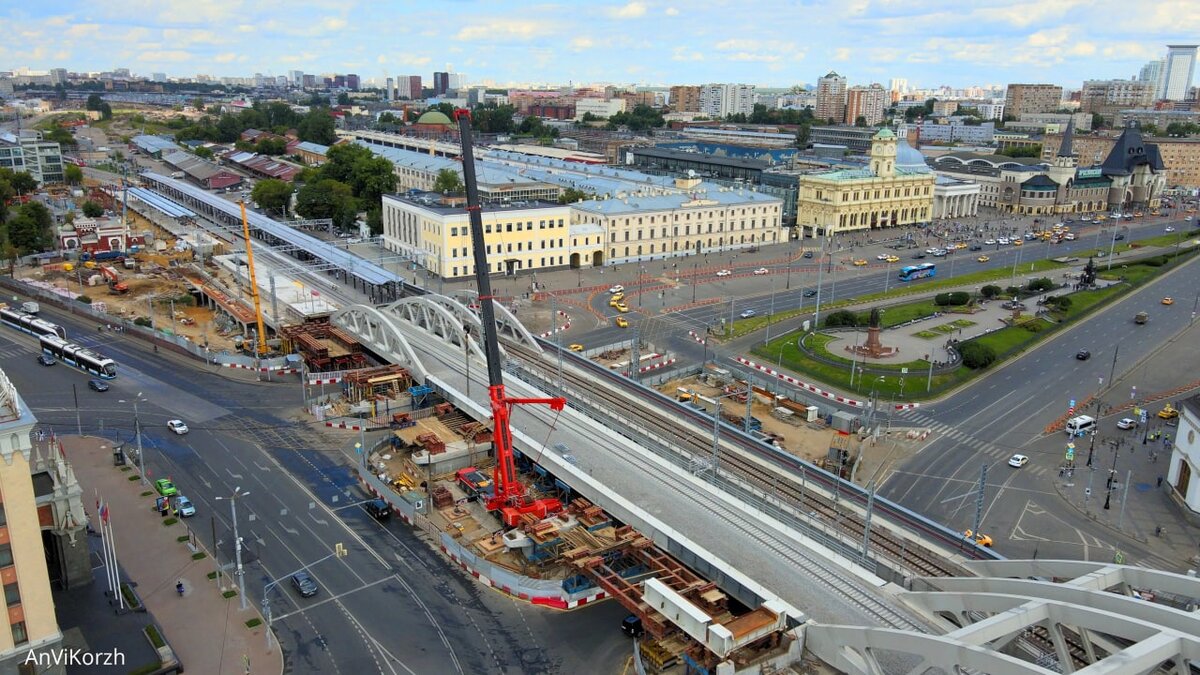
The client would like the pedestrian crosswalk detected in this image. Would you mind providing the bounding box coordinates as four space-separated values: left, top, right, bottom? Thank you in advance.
0 343 32 360
898 411 1052 471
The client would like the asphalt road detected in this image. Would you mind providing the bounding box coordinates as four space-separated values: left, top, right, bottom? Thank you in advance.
3 305 630 674
880 250 1200 567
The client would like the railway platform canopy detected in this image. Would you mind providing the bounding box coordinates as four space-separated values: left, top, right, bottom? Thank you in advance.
140 173 403 303
807 559 1200 674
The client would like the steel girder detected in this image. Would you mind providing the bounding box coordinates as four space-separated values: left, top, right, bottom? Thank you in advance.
331 304 428 382
448 289 543 354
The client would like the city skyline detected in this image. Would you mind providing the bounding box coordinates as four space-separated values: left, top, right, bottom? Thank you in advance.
1 0 1197 89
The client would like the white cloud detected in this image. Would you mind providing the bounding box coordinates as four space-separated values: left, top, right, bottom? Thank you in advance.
664 6 679 15
671 46 704 61
727 52 782 63
136 50 194 62
213 52 238 63
571 37 595 51
833 47 852 61
455 19 555 41
608 2 647 18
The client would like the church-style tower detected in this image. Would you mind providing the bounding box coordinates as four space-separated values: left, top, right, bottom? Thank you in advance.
1048 118 1078 208
869 128 897 178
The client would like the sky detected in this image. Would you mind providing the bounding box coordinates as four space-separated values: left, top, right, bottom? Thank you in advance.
1 0 1197 89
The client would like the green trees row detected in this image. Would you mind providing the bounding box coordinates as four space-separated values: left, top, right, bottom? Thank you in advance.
292 144 398 232
0 168 55 259
172 101 335 146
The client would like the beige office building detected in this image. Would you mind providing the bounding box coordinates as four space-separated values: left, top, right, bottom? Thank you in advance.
816 72 848 124
796 129 935 235
845 85 888 126
669 85 702 113
1004 84 1063 118
0 370 65 674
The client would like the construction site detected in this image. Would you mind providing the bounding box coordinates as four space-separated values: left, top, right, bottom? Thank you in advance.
352 113 805 674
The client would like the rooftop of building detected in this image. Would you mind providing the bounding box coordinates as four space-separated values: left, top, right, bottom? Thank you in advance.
294 141 329 154
357 141 556 189
383 191 566 216
0 367 33 430
627 146 770 170
132 134 179 152
571 184 780 216
416 110 453 125
935 151 1049 167
162 150 234 180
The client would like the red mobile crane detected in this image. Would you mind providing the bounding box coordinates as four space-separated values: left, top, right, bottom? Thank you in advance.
453 109 565 527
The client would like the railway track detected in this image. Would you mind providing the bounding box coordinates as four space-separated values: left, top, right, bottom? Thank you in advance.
505 341 986 580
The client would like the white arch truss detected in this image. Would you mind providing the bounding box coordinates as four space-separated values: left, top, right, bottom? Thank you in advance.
331 304 428 382
807 558 1200 675
446 289 542 354
378 296 487 362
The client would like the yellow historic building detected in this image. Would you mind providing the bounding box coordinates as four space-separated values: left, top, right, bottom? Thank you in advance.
796 128 935 236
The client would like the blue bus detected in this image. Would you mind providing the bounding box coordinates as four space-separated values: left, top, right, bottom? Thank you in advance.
898 263 936 282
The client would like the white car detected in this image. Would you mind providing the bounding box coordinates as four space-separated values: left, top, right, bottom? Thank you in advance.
998 237 1010 245
1186 216 1194 222
984 239 997 245
753 267 769 275
174 496 196 517
1116 418 1136 430
1064 233 1076 240
876 254 889 261
608 285 624 294
1007 454 1029 468
739 309 757 318
167 420 189 435
925 248 937 254
1165 226 1176 232
716 269 732 277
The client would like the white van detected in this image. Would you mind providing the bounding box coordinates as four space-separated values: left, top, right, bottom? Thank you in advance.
1065 415 1096 436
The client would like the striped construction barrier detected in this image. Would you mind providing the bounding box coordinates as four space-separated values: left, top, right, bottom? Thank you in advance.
221 363 299 374
537 310 571 338
733 356 868 408
687 330 707 345
308 376 342 386
624 357 677 376
325 420 369 431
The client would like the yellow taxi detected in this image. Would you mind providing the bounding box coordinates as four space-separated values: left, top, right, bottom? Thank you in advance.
963 530 993 547
1151 210 1162 216
1012 238 1023 246
953 242 968 250
609 297 623 308
853 259 868 266
1162 297 1174 305
884 255 900 263
614 317 629 328
568 343 584 352
614 302 630 313
977 255 990 262
1096 214 1108 221
1134 211 1144 218
610 291 624 302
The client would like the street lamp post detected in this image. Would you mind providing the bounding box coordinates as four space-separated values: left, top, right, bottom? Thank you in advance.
216 487 251 611
120 394 147 485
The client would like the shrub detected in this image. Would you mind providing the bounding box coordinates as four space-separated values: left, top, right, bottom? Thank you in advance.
959 341 997 369
1004 286 1022 297
935 291 970 306
245 618 262 629
1045 296 1072 311
980 285 1002 299
163 517 178 526
133 317 152 327
934 293 951 306
192 552 206 560
1026 277 1054 292
222 589 238 599
76 294 93 304
823 309 860 327
145 624 165 648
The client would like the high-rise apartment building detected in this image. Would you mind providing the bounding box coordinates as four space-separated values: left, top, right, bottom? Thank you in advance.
0 369 65 674
1080 79 1157 123
669 85 702 113
346 74 360 91
433 72 450 96
1003 83 1063 117
288 70 303 87
697 83 755 118
395 75 422 99
815 71 847 123
49 68 68 85
1139 58 1166 98
844 84 888 125
1162 45 1198 101
385 77 394 102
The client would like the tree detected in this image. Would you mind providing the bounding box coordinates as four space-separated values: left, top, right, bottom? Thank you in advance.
194 145 214 159
823 310 860 328
376 112 401 128
471 103 516 133
1091 113 1105 131
45 128 76 147
795 123 811 148
980 284 1002 299
297 109 335 145
1166 121 1200 137
251 179 293 215
0 169 37 195
64 164 83 185
366 207 383 236
557 187 589 204
959 342 997 369
255 137 287 155
997 144 1042 158
81 200 105 218
337 92 352 106
85 94 112 120
854 115 868 127
433 169 463 194
350 154 398 206
1141 123 1160 137
8 201 54 253
295 179 357 228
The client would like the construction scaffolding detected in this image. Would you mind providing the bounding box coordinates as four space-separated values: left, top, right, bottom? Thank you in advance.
279 318 367 371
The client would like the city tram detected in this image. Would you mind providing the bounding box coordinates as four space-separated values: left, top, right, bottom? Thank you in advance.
38 335 117 379
0 307 67 339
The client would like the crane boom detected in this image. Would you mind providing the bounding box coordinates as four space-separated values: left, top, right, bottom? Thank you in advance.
454 109 564 526
238 201 269 355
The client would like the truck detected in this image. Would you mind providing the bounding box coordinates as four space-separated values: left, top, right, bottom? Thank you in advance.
1134 311 1148 325
80 250 125 263
19 302 39 315
455 467 493 501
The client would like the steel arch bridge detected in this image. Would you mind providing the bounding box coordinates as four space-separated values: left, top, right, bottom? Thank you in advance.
331 292 543 380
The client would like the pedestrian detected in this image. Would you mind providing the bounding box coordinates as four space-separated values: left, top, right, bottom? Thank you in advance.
1157 476 1163 487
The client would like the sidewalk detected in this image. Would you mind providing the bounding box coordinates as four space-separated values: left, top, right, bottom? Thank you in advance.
64 436 283 675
